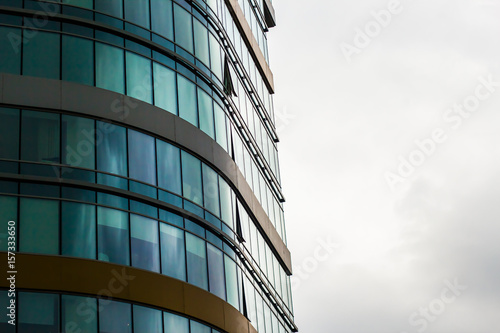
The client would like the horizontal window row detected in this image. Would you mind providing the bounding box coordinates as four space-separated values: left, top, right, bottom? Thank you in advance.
0 290 228 333
0 192 293 330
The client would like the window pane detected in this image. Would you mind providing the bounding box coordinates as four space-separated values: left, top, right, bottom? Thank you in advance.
124 0 149 28
181 151 202 205
190 321 211 333
177 75 197 127
219 178 232 225
156 140 181 195
62 35 94 86
97 207 129 265
225 255 239 309
163 312 188 333
21 110 60 163
0 196 17 251
131 214 159 272
95 0 122 18
96 122 127 179
62 0 92 9
20 198 59 255
186 233 208 290
99 300 131 333
96 43 125 94
128 129 156 185
62 115 95 169
0 26 21 74
62 295 97 333
126 52 152 103
153 63 177 114
193 19 209 66
198 89 215 139
62 201 96 259
18 292 59 333
213 104 227 151
151 0 173 40
0 108 19 159
202 164 219 216
23 31 60 79
244 277 258 326
133 305 162 332
0 290 15 332
209 34 222 80
207 244 225 300
174 4 193 53
160 223 185 281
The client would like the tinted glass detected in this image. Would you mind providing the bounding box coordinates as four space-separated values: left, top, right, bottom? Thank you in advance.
62 35 94 86
99 300 132 333
62 201 96 259
190 321 211 333
96 122 127 180
177 75 198 127
23 31 60 79
133 305 162 332
198 89 215 139
0 108 19 159
95 0 122 18
126 52 152 103
219 178 232 225
0 290 15 332
174 4 193 53
128 129 156 185
97 207 129 265
62 295 97 333
153 63 177 114
61 115 95 169
160 223 186 281
151 0 173 40
202 164 219 216
18 292 59 333
207 244 225 299
0 26 21 74
0 196 17 251
124 0 149 28
209 34 222 80
19 198 59 254
213 103 228 151
225 256 239 309
156 140 182 195
163 312 188 333
62 0 92 8
181 151 203 205
21 110 60 163
131 214 160 272
193 19 209 66
186 233 208 290
96 43 125 94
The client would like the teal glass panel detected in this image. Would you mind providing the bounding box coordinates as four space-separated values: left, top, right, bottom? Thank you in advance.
173 4 193 53
244 277 258 326
61 115 95 170
97 207 129 265
62 35 94 86
156 140 181 195
95 0 122 18
0 196 17 251
202 164 219 216
62 201 96 259
133 305 162 332
62 295 97 333
0 290 15 332
96 43 125 94
0 108 19 159
177 75 198 127
0 26 21 74
209 33 222 80
153 62 177 115
213 103 227 151
193 19 209 66
207 244 225 300
124 0 149 28
21 110 60 163
163 312 188 333
186 233 208 290
219 177 232 226
181 151 203 206
126 52 152 103
198 89 215 139
160 223 185 281
131 214 160 272
62 0 92 9
99 300 132 333
225 255 239 308
96 122 127 180
19 198 59 255
128 129 156 185
23 31 60 79
18 292 59 333
190 321 211 333
151 0 173 40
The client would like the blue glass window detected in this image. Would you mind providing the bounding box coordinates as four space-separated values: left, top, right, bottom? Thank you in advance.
62 35 94 86
131 214 160 272
96 122 127 187
225 255 239 309
151 0 173 40
99 300 132 333
207 244 225 300
126 52 153 104
219 178 233 226
209 34 222 80
156 140 182 195
0 108 19 173
96 43 125 94
21 110 60 164
23 31 60 79
181 151 203 206
61 115 95 172
177 75 198 127
97 207 129 265
133 305 162 332
19 198 59 255
214 103 228 151
62 295 97 333
193 19 210 66
62 201 96 259
186 233 208 290
62 0 92 9
202 164 219 216
18 292 59 333
190 321 211 333
0 26 21 74
198 89 215 139
95 0 123 18
153 63 177 114
124 0 150 28
128 129 156 185
163 312 188 333
160 223 186 281
174 4 193 53
0 196 17 252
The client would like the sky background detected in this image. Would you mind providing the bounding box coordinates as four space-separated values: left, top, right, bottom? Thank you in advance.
268 0 500 332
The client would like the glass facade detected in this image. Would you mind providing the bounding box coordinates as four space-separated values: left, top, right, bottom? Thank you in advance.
0 0 294 331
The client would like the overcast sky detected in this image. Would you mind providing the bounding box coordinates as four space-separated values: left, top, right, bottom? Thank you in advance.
269 0 500 332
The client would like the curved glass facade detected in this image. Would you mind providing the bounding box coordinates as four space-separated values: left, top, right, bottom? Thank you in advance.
0 0 295 332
